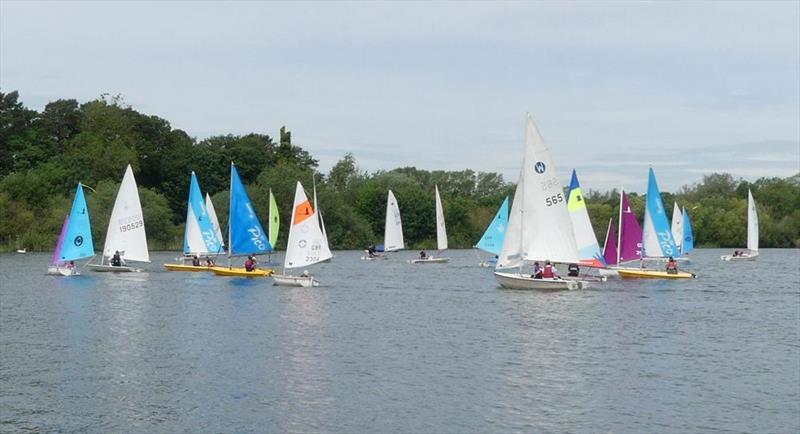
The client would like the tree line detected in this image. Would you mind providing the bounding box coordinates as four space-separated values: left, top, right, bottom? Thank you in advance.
1 90 798 252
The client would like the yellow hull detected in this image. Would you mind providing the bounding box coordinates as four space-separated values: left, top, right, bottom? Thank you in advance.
210 266 273 277
163 263 215 272
616 268 696 279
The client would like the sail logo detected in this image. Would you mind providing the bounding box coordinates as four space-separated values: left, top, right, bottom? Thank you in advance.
74 236 83 246
248 227 266 250
658 230 674 255
534 161 546 174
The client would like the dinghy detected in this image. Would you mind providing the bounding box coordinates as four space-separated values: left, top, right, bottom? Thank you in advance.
411 185 450 264
599 189 644 277
721 189 759 261
474 197 509 267
615 268 696 279
211 163 274 277
88 165 149 272
48 184 95 276
164 172 223 272
272 181 332 287
493 115 590 290
362 190 404 260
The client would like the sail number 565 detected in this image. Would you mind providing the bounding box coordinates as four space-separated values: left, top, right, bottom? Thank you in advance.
545 193 564 207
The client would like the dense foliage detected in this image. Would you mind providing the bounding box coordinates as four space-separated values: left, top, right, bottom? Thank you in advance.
1 90 798 252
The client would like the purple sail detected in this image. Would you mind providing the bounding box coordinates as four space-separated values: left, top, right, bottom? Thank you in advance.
602 219 618 265
619 192 643 262
50 215 69 266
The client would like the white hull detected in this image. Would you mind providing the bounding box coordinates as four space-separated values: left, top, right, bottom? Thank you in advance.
411 257 450 264
361 253 387 261
272 273 319 287
88 264 141 272
47 265 80 276
721 251 759 261
494 271 586 290
598 268 619 277
16 249 27 254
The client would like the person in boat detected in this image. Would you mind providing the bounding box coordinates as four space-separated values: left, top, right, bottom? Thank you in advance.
244 255 256 272
111 251 122 267
367 245 376 258
66 261 76 270
205 256 215 267
531 261 543 279
419 250 427 259
542 260 558 279
567 263 580 277
301 270 310 277
732 250 739 257
192 255 201 266
666 256 678 274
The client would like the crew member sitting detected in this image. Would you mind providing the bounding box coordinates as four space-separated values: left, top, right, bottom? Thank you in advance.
531 261 543 279
542 260 558 279
666 256 678 274
419 250 427 259
567 263 580 277
367 245 376 258
192 255 201 266
205 256 215 267
111 251 122 266
244 255 256 272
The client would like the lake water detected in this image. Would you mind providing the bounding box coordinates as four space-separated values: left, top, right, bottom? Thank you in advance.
1 249 798 433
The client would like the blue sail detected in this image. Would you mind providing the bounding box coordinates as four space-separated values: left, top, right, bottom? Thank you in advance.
682 208 694 255
184 172 222 254
228 163 272 256
60 184 95 261
643 168 678 257
476 197 509 255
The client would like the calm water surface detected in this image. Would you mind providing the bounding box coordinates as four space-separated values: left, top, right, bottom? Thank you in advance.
1 249 799 433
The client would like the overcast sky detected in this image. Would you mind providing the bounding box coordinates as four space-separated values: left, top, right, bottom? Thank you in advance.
2 0 798 192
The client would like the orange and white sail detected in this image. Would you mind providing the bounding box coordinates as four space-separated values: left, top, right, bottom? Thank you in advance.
284 181 333 269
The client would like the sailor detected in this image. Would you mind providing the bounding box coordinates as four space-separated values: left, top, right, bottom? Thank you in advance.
111 251 122 266
531 261 543 279
244 255 256 272
419 250 427 259
192 255 200 266
567 263 580 277
367 245 376 258
666 256 678 274
542 260 558 278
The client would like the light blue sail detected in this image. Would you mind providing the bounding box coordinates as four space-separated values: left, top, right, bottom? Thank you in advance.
476 197 509 255
60 184 95 262
643 168 678 257
228 163 272 256
183 172 222 255
682 208 694 255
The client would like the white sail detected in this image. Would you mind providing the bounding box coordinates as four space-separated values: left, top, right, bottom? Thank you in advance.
284 182 332 269
206 193 224 247
747 189 759 252
384 190 404 251
313 178 333 259
434 185 448 251
185 205 206 254
102 165 149 262
670 202 683 252
496 115 580 267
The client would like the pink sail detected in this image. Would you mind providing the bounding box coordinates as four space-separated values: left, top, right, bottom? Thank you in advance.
50 215 69 266
602 218 618 266
618 192 643 263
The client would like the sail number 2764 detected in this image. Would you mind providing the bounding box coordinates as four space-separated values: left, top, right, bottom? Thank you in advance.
545 193 564 207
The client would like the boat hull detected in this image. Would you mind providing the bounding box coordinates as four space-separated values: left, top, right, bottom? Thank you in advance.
272 274 319 287
163 263 215 272
47 265 79 276
210 266 272 277
411 257 450 264
721 251 759 261
361 253 387 261
88 264 141 272
494 271 585 290
598 268 620 278
616 268 696 279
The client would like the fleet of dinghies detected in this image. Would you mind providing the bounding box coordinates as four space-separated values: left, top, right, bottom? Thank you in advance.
42 114 743 287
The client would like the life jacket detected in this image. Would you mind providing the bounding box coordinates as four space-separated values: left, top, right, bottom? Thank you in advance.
245 259 254 271
542 264 555 278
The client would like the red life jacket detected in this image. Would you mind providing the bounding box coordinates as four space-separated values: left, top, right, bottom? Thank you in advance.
542 264 555 278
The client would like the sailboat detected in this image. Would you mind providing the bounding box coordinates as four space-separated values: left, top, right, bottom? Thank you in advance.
88 165 149 272
164 172 223 271
272 181 333 287
567 170 605 268
494 115 589 290
48 184 95 276
670 202 694 260
682 208 694 256
411 185 450 264
474 197 509 267
211 163 274 277
362 190 404 260
721 189 759 261
616 169 696 279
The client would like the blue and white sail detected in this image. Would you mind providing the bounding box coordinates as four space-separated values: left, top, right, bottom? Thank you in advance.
228 163 272 257
642 168 678 258
682 208 694 255
60 184 95 262
476 197 509 256
183 172 222 255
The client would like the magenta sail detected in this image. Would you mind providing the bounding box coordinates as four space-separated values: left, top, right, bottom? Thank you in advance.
619 192 643 263
603 219 618 265
50 215 70 266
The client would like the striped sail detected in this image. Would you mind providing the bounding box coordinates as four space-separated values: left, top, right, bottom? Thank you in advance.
642 168 678 258
183 172 221 255
567 170 604 267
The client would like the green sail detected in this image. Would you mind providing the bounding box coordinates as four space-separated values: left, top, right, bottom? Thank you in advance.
269 189 280 248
